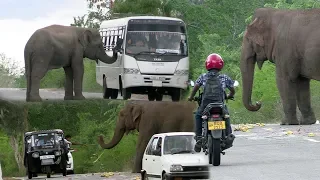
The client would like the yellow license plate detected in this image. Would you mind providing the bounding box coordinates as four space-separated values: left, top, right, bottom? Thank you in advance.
174 178 182 180
208 121 226 130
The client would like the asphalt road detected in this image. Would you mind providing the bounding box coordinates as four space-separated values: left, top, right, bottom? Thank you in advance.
0 88 171 101
7 124 320 180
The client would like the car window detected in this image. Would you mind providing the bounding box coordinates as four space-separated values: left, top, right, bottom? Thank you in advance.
146 137 159 155
153 137 162 156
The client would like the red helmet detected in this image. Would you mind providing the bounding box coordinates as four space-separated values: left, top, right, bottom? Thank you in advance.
205 53 224 70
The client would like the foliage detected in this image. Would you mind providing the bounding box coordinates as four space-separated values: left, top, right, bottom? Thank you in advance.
0 53 24 88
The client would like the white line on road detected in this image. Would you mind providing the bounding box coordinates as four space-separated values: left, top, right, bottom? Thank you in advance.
305 138 320 143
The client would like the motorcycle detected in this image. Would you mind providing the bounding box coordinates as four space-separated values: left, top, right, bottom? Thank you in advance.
188 80 238 166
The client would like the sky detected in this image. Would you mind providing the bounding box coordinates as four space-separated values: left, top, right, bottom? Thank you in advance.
0 0 89 73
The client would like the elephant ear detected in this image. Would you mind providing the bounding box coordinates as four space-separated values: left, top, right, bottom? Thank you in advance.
131 104 143 130
79 30 93 49
245 18 265 47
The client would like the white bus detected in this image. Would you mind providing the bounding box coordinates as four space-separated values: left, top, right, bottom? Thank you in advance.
97 16 189 101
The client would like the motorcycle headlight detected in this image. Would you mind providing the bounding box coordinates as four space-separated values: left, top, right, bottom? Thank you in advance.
54 151 61 156
32 152 39 158
170 164 183 172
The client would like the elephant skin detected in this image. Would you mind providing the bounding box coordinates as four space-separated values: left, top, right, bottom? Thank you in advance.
97 101 197 173
24 25 121 102
240 8 318 125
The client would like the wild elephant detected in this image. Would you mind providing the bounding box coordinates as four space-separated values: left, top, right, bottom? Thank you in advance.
24 25 122 102
240 7 319 125
97 101 197 173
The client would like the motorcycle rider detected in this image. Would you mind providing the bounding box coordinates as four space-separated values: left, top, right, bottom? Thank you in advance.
188 53 236 152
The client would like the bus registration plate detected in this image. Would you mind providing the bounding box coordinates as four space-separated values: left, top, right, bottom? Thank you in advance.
153 80 162 87
208 121 226 130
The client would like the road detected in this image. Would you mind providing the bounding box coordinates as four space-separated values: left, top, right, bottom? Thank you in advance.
7 123 320 180
0 88 171 101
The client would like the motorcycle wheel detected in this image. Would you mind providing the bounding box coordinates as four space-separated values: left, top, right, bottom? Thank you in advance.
211 138 221 166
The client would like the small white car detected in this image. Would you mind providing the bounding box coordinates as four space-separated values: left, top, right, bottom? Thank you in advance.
141 132 210 180
66 150 74 174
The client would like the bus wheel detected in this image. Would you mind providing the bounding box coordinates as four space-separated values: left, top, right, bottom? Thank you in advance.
122 88 132 100
148 93 155 101
155 93 163 101
110 89 118 99
171 88 181 102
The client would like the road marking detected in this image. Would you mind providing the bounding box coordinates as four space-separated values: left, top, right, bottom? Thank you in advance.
305 138 320 143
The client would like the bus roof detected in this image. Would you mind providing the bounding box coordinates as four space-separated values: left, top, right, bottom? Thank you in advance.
100 16 184 28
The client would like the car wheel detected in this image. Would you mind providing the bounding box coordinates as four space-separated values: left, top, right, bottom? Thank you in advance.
162 172 172 180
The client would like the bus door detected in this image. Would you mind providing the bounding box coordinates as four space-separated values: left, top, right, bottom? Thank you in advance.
98 26 126 89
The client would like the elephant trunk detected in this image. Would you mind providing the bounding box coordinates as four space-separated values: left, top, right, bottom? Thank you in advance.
240 38 261 111
97 48 117 64
97 128 125 149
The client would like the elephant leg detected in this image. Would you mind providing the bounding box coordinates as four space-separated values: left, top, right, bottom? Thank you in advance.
63 66 74 100
71 62 85 100
28 64 48 102
276 74 299 125
296 77 316 125
132 133 150 173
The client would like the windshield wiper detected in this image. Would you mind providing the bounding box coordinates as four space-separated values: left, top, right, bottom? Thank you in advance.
171 150 194 155
133 51 155 58
157 51 179 56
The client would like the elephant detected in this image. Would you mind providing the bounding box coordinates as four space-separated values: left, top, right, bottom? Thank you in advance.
24 25 122 102
240 7 319 125
97 101 197 173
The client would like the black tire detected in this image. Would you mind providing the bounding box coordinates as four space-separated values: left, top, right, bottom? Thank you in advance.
148 93 155 101
212 138 221 166
45 166 51 178
171 88 181 101
122 88 131 100
155 93 163 101
62 168 67 176
27 171 33 179
68 170 74 175
110 89 118 99
103 76 111 99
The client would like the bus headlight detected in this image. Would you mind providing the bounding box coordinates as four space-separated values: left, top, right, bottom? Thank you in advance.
170 164 183 172
174 69 189 75
124 68 140 74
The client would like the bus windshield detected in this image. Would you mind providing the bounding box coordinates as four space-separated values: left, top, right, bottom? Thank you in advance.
125 20 188 56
